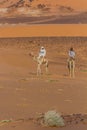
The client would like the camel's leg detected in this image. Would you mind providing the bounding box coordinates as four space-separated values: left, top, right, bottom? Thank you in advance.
69 61 72 78
46 66 48 74
37 64 41 76
72 61 75 78
68 61 70 76
45 62 49 74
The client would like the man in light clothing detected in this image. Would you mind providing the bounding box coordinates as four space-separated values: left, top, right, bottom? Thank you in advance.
69 47 75 60
38 46 46 60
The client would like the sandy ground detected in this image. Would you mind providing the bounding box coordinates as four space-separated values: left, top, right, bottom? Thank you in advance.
0 37 87 130
1 25 87 37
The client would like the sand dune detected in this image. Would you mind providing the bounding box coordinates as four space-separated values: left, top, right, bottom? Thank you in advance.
0 0 87 11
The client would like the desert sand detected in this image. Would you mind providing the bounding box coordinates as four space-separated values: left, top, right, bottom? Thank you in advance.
0 25 87 37
0 37 87 130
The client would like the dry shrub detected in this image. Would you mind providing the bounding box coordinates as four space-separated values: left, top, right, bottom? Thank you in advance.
43 110 65 127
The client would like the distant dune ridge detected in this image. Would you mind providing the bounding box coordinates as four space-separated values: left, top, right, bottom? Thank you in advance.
0 0 75 16
0 0 87 15
0 0 87 10
0 0 87 24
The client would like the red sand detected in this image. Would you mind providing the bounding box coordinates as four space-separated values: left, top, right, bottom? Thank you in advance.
0 25 87 37
0 37 87 129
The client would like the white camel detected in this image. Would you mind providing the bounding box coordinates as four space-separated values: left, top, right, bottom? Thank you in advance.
68 58 75 78
29 52 49 76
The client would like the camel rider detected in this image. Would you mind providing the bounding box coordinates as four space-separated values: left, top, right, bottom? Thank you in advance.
38 46 46 61
69 47 75 60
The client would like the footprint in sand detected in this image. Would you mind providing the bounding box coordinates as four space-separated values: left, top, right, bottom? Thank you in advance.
56 88 64 94
20 78 29 81
58 89 64 92
15 88 24 91
64 99 72 103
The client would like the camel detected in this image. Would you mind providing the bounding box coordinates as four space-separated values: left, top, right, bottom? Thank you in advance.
67 58 75 78
29 52 49 76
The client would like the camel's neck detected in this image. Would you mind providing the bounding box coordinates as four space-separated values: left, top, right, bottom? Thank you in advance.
30 52 36 58
33 55 42 64
33 56 38 61
29 52 45 64
30 53 37 61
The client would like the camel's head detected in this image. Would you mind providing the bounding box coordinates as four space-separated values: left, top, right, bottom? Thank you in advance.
29 52 34 57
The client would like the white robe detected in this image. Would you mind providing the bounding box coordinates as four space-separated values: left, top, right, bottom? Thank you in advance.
69 51 75 58
39 49 46 58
